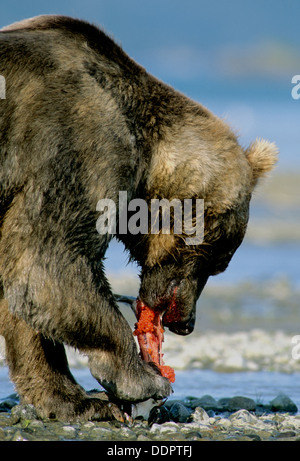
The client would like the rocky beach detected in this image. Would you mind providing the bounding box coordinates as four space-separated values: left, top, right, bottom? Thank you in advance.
0 390 299 441
1 325 300 442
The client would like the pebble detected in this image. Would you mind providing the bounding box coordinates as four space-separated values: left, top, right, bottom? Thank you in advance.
150 421 178 435
148 405 170 425
0 393 19 412
90 426 113 439
215 417 232 429
185 395 219 411
10 403 38 424
229 409 258 424
11 430 29 442
191 407 210 424
168 402 191 423
227 396 257 412
270 393 298 414
57 425 77 439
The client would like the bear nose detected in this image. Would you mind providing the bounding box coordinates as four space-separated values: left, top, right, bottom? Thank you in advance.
167 315 195 336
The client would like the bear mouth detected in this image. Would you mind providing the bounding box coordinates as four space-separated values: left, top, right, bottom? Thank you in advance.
113 293 176 383
161 286 195 335
133 298 175 383
115 288 188 383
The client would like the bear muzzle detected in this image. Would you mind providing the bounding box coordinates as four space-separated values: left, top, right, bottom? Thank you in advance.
165 314 195 336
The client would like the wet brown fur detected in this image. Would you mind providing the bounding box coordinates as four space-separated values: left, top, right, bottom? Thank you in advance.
0 15 277 421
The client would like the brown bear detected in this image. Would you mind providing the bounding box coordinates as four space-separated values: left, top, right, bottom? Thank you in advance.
0 15 277 421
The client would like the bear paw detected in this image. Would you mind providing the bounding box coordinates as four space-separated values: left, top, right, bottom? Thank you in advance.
36 395 125 422
90 356 173 403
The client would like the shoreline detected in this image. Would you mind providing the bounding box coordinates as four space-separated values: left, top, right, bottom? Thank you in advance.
0 392 299 441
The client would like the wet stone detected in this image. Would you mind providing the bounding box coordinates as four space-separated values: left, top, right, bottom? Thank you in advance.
149 405 170 425
229 409 258 424
150 421 179 435
227 396 256 412
119 426 137 439
185 394 220 411
0 413 11 427
270 394 298 414
90 426 113 439
164 399 184 409
162 431 187 441
57 425 77 439
191 407 210 425
137 434 151 441
10 429 31 442
0 427 5 440
276 430 296 438
217 398 231 411
245 433 262 441
0 392 299 441
169 402 191 423
10 404 38 424
82 421 95 429
0 394 19 412
215 417 232 429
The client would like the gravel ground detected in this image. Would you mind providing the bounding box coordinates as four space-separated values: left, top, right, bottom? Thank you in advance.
0 392 299 442
2 328 300 443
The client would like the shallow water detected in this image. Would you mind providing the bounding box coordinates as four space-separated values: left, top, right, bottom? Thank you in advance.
1 366 299 414
69 369 300 414
172 369 300 411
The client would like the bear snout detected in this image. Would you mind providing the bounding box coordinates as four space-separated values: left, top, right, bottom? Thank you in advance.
163 305 196 336
167 317 195 336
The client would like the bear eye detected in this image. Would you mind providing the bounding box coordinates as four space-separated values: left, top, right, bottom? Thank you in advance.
210 263 228 276
209 249 235 276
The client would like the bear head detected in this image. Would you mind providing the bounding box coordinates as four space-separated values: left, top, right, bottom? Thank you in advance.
128 112 278 335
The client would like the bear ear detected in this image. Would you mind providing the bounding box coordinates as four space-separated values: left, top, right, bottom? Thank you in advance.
245 138 278 187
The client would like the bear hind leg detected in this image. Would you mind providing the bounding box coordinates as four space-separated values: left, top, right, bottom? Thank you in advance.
0 299 123 422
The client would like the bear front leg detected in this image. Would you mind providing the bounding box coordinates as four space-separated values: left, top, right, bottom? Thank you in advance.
87 344 172 403
0 299 124 422
0 186 172 405
1 248 172 404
